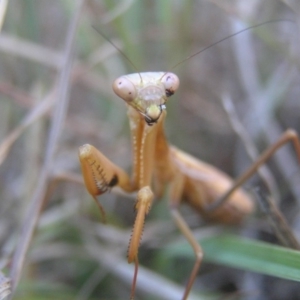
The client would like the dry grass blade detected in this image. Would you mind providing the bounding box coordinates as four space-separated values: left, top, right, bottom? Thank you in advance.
282 0 300 14
221 93 280 202
0 0 8 31
84 240 204 300
0 270 11 300
254 189 300 250
0 92 54 166
0 34 63 69
101 0 135 24
9 0 85 295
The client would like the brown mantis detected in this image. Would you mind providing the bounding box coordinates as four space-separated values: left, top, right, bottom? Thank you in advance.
78 23 300 300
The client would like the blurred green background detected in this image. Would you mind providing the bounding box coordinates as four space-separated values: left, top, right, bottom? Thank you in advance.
0 1 300 299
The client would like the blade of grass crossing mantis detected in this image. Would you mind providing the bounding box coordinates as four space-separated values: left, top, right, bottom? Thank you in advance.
166 234 300 282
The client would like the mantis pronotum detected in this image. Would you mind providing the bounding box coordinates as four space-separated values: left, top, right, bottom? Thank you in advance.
78 23 300 300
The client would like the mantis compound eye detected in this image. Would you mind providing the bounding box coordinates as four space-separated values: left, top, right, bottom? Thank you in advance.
161 72 180 97
113 76 137 103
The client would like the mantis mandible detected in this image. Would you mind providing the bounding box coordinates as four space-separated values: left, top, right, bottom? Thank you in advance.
78 23 300 300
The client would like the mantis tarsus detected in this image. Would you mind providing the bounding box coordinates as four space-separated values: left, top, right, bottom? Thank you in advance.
78 24 300 300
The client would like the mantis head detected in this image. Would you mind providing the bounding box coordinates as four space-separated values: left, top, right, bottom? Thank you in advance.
113 72 180 125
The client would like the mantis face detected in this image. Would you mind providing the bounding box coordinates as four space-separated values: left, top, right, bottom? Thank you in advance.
112 72 180 125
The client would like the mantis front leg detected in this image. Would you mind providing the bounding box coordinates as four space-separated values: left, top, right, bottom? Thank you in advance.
79 106 161 299
79 143 155 299
78 143 133 221
128 186 154 300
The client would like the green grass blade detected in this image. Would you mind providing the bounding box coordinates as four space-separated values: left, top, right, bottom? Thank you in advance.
166 234 300 281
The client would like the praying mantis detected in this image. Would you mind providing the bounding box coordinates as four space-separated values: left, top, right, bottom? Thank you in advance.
78 24 300 300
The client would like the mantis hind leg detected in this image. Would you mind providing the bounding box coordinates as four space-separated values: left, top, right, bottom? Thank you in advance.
208 129 300 249
169 173 203 300
208 129 300 211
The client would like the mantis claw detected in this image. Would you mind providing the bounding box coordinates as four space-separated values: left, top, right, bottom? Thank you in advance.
79 144 133 221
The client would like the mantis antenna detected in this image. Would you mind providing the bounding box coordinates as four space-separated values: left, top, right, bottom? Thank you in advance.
92 25 143 83
159 19 295 80
93 20 295 83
